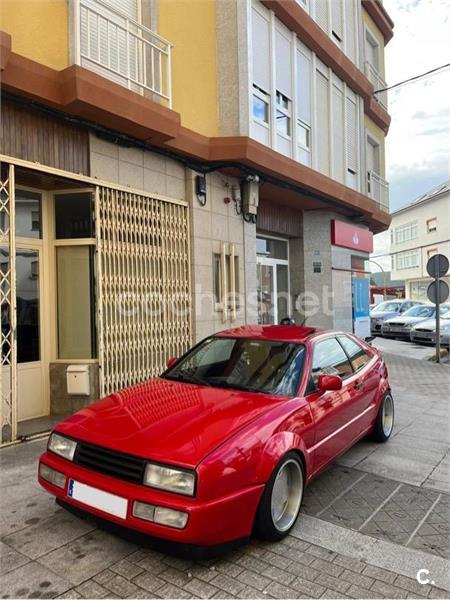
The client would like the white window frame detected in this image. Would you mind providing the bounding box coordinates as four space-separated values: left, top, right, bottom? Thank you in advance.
252 84 271 128
396 250 420 270
364 25 380 71
394 221 418 245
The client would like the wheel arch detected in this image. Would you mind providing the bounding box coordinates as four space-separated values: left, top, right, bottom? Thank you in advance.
256 431 309 484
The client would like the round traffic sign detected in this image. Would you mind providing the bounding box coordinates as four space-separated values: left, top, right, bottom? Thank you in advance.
427 280 450 304
426 254 449 278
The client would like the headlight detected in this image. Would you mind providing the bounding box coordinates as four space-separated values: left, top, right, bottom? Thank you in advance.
143 463 196 496
48 433 77 461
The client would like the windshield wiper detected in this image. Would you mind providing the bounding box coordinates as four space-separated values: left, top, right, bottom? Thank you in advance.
165 373 211 387
212 380 260 393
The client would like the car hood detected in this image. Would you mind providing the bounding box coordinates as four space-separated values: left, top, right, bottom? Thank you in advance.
412 317 450 331
385 315 429 326
371 311 397 320
56 377 282 469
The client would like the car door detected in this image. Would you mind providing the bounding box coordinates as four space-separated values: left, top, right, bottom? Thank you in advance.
306 337 357 474
337 335 379 434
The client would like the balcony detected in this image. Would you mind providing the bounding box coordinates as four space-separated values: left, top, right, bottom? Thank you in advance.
368 170 389 212
364 61 388 110
75 0 172 107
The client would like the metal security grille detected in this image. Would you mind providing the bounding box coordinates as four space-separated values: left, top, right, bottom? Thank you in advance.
95 186 191 397
0 164 17 444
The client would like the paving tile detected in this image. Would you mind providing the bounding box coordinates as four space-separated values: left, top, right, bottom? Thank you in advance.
213 558 244 577
236 568 272 591
332 554 366 573
156 582 193 598
347 584 386 599
262 565 295 585
2 510 95 559
56 589 83 599
370 579 408 598
210 573 246 596
0 492 61 538
340 568 375 590
184 577 220 598
291 575 327 598
132 571 166 594
0 540 30 575
263 581 300 598
0 560 72 598
75 580 111 598
37 529 135 585
109 557 145 580
316 572 351 594
361 563 398 585
310 558 343 579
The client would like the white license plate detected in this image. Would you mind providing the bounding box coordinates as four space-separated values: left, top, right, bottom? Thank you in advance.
68 480 128 519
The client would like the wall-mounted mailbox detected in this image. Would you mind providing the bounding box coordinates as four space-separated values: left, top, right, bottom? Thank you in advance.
66 365 90 396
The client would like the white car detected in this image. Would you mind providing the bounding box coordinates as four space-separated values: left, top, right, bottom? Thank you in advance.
410 310 450 346
381 304 450 339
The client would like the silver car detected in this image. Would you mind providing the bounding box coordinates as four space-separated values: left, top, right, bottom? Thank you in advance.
370 300 423 335
381 304 450 339
410 310 450 346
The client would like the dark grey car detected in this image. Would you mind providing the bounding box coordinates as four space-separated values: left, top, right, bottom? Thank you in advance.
370 299 424 335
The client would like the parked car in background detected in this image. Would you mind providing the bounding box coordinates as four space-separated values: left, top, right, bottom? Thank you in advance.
381 304 450 339
370 299 424 335
410 311 450 346
38 325 393 547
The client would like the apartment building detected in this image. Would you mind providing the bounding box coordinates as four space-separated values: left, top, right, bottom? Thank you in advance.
0 0 393 443
390 182 450 300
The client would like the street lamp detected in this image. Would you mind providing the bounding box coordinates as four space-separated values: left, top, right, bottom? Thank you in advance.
368 258 387 300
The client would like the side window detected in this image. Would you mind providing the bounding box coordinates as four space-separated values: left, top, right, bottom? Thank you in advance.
311 338 353 388
338 336 371 373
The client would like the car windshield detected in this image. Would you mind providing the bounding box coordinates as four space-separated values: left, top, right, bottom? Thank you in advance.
403 306 434 318
442 311 450 320
163 337 306 397
372 301 401 313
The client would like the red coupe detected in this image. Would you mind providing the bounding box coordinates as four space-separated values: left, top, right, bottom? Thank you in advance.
39 325 394 546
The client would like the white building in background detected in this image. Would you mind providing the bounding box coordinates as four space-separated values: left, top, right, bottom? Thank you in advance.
390 181 450 300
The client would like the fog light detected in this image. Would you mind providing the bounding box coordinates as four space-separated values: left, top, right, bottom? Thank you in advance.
132 501 155 522
154 506 188 529
40 463 66 489
132 501 188 529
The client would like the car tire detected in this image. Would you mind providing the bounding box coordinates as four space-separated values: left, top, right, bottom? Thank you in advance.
254 452 304 542
370 391 395 443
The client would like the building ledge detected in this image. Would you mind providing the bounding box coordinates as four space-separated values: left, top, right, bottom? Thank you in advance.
362 0 395 44
261 0 391 132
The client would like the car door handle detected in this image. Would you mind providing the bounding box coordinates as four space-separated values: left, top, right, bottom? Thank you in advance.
353 381 363 390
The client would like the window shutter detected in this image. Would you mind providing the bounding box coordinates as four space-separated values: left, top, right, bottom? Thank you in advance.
252 7 271 92
275 28 292 98
316 69 330 174
80 0 138 85
332 81 344 182
345 90 358 187
344 0 356 62
331 0 343 42
296 47 311 125
314 0 329 33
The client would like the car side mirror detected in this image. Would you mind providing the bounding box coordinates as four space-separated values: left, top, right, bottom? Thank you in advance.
318 374 343 392
166 357 178 369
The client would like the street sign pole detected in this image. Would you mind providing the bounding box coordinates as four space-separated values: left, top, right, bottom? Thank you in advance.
436 276 440 364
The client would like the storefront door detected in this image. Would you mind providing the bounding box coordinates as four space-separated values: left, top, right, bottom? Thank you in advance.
256 236 290 324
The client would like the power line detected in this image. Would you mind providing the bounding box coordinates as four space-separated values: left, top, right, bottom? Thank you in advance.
373 63 450 94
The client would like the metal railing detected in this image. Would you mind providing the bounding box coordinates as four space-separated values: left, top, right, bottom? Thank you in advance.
364 61 388 110
368 170 389 212
75 0 172 107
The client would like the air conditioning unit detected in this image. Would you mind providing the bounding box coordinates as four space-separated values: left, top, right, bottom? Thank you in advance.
242 176 259 215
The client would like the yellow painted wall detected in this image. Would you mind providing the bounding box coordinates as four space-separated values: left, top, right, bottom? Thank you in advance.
0 0 68 70
361 7 386 79
365 116 386 179
158 0 218 137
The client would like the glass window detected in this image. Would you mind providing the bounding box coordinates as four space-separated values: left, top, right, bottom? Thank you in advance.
56 246 96 359
372 301 401 313
338 336 370 372
164 337 306 397
311 338 353 386
297 120 311 149
55 192 94 239
253 94 269 124
427 218 437 232
256 237 288 260
276 91 291 137
16 190 41 239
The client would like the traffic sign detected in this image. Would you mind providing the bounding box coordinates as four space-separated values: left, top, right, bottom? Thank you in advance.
426 254 449 278
427 280 449 304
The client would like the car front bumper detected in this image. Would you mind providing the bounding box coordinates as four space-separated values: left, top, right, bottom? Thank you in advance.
381 327 410 338
39 451 264 546
410 330 435 344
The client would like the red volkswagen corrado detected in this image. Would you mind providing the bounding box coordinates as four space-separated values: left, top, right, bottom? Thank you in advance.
39 325 394 547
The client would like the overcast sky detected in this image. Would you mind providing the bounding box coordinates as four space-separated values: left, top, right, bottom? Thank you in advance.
372 0 450 268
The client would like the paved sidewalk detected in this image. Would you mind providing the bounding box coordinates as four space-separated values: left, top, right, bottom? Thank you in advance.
1 353 449 599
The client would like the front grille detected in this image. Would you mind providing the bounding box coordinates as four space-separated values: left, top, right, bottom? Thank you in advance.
74 441 146 484
415 328 432 333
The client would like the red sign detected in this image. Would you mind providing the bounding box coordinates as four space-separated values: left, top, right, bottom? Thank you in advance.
331 220 373 253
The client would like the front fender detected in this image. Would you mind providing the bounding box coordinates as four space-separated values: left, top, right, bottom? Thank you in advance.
256 431 310 483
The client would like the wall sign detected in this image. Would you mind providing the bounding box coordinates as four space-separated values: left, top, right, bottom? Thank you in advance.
331 220 373 253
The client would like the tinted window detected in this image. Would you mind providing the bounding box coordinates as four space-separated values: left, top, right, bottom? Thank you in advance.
55 192 94 239
311 338 353 387
164 337 306 397
338 336 371 372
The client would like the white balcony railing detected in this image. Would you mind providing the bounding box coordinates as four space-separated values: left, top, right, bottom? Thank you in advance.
364 61 388 110
75 0 172 107
368 170 389 212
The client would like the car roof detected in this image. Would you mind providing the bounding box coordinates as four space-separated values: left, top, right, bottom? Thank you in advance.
214 324 320 343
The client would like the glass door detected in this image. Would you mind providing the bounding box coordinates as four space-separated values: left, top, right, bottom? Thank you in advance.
257 262 275 324
256 236 290 324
